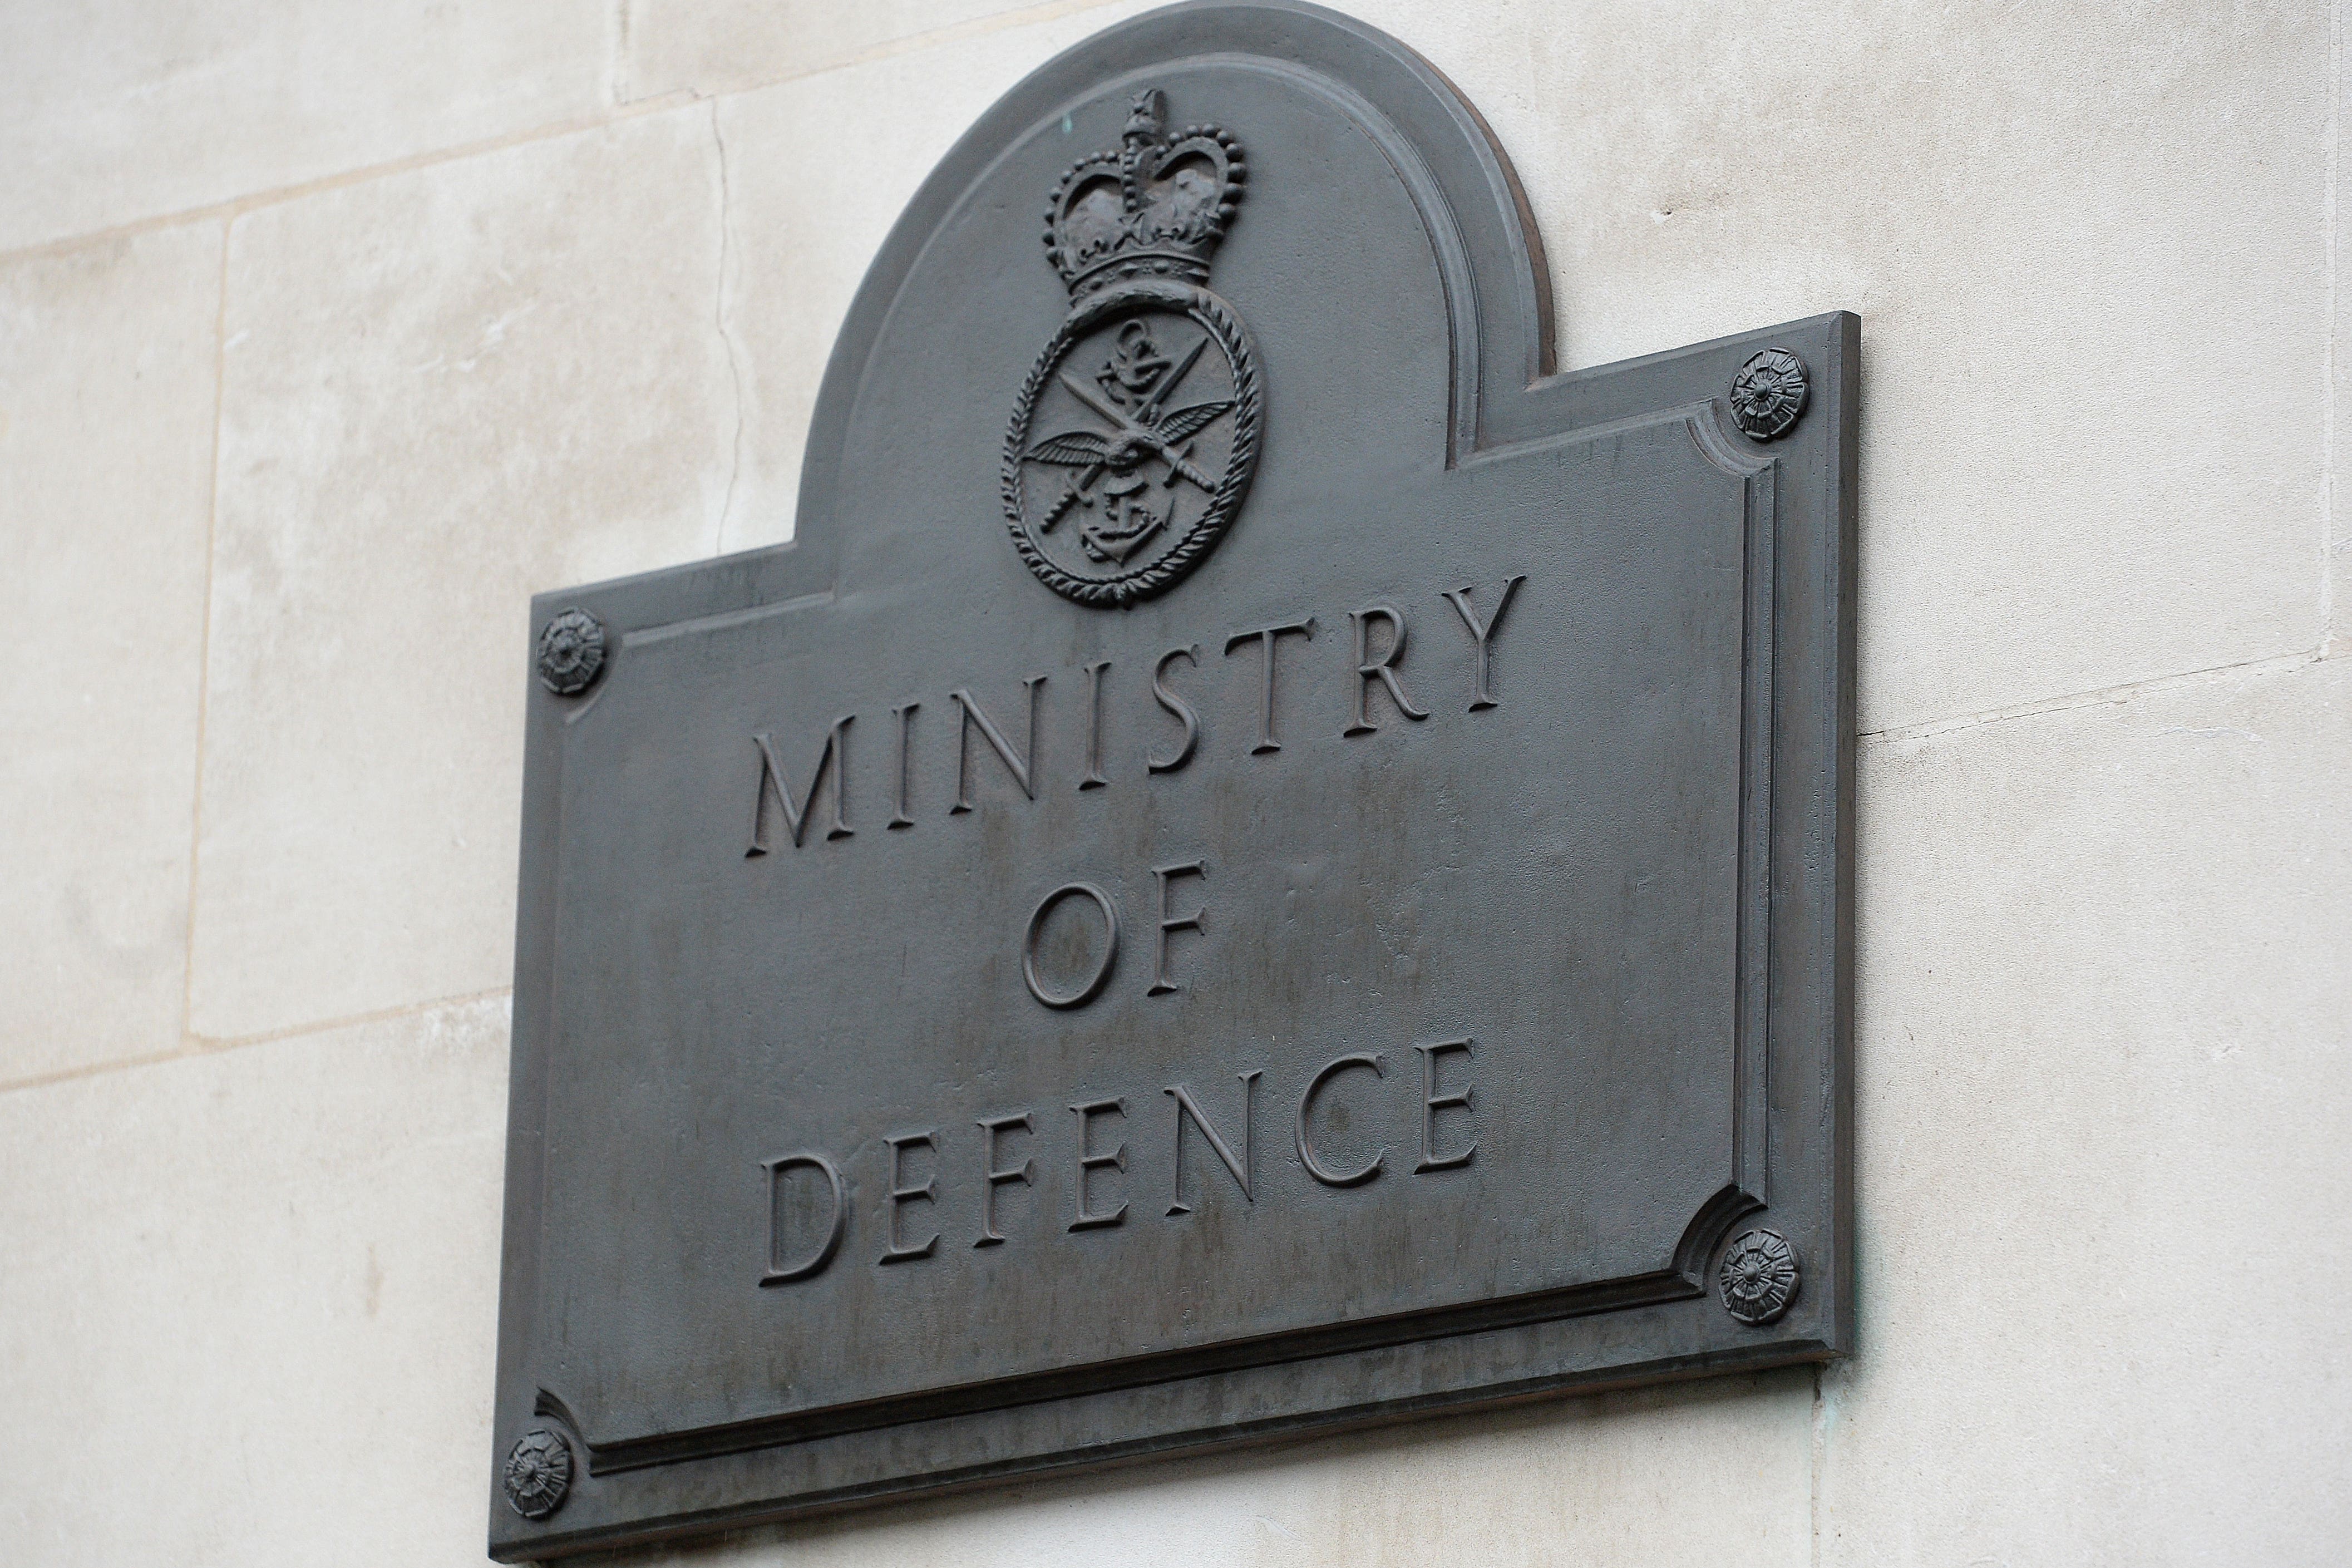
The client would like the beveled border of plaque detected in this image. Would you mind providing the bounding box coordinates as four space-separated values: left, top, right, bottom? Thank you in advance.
490 2 1855 1556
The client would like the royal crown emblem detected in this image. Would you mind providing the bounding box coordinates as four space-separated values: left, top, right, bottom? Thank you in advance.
1002 88 1263 606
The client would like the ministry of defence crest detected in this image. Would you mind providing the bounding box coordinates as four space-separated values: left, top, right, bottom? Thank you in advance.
1002 88 1262 607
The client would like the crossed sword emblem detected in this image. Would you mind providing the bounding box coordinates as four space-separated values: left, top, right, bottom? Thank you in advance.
1024 332 1230 550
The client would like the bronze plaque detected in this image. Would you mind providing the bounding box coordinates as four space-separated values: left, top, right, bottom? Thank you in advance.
491 3 1855 1556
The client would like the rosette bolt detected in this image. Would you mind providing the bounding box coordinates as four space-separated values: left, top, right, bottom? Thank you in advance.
1728 348 1809 441
501 1428 574 1519
1718 1227 1802 1325
536 607 608 697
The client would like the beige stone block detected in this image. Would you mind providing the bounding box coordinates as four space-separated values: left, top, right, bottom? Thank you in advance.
1346 0 2329 729
2335 453 2349 654
0 994 509 1567
0 0 610 252
2335 41 2352 662
622 0 1131 107
708 0 1157 554
621 1372 1814 1568
0 224 221 1083
190 109 734 1041
1821 655 2352 1565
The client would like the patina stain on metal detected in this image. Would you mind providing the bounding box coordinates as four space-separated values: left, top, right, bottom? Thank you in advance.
490 2 1856 1556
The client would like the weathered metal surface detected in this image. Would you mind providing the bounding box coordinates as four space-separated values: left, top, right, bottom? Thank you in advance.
490 2 1856 1556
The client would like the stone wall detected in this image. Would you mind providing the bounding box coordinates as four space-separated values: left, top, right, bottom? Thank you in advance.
3 2 2344 1564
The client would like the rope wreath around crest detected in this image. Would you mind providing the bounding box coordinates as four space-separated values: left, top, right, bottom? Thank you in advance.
1002 280 1263 608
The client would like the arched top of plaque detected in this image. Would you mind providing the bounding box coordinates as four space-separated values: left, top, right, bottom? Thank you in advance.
756 0 1572 615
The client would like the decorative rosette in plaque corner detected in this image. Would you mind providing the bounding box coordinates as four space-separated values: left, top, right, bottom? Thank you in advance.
1002 88 1262 607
